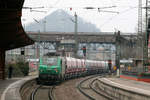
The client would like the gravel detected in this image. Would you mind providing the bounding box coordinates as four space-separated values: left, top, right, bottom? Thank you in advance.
54 77 88 100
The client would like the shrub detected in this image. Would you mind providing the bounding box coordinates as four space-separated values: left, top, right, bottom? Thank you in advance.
5 61 29 77
17 61 29 76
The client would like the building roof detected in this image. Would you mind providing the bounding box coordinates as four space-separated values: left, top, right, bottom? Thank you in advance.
0 0 34 50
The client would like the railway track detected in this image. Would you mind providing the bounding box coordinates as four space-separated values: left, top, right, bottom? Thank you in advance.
21 80 37 100
90 79 113 100
77 74 112 100
30 85 55 100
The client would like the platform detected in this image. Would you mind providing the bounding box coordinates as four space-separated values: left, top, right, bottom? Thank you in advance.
0 76 36 100
103 77 150 93
120 74 150 83
98 77 150 100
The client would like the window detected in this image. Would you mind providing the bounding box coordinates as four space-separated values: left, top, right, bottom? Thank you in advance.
42 57 58 66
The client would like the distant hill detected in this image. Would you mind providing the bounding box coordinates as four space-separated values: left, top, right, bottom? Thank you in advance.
25 10 100 32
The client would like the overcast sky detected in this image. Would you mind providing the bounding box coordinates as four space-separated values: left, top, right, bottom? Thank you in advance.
22 0 146 33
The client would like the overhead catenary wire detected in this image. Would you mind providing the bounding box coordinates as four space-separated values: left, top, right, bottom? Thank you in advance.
109 0 116 7
99 3 146 28
27 4 147 15
53 0 62 6
30 10 47 13
23 1 145 33
23 2 145 14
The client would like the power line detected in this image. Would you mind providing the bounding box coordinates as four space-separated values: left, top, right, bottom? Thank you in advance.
99 5 142 28
109 0 116 7
100 12 130 28
30 10 47 13
53 0 61 5
23 6 44 9
100 15 117 28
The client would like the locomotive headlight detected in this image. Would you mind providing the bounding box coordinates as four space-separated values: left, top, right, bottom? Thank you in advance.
40 70 43 72
54 68 58 73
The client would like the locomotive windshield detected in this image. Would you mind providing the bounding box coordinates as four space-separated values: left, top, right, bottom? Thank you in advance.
42 57 58 66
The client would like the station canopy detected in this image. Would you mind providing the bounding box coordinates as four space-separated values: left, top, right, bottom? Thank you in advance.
0 0 34 50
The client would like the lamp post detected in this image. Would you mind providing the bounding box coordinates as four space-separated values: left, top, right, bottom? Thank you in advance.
64 12 78 57
22 18 26 61
74 12 78 58
38 30 40 58
115 31 121 77
33 18 41 59
143 0 149 72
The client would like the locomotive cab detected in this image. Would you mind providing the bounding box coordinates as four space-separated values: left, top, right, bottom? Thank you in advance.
38 56 62 83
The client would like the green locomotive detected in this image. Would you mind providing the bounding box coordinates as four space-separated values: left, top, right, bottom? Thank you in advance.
38 56 63 83
37 56 110 83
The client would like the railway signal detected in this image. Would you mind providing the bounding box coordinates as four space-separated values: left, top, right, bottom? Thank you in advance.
108 59 112 73
21 50 25 55
21 48 25 55
82 46 86 57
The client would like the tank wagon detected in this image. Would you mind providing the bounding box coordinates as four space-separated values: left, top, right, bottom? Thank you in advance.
37 56 111 83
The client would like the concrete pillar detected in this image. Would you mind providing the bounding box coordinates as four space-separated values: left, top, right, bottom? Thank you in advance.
0 49 5 80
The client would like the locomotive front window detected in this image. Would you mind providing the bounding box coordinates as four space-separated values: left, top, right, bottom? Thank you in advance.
42 57 58 66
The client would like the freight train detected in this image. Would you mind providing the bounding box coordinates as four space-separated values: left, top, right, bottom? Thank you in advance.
37 56 113 83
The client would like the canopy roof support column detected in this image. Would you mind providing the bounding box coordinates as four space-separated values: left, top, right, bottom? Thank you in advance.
0 49 5 80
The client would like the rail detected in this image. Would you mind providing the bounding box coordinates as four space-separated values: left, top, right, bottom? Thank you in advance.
77 74 111 100
77 76 96 100
89 78 113 100
30 85 55 100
